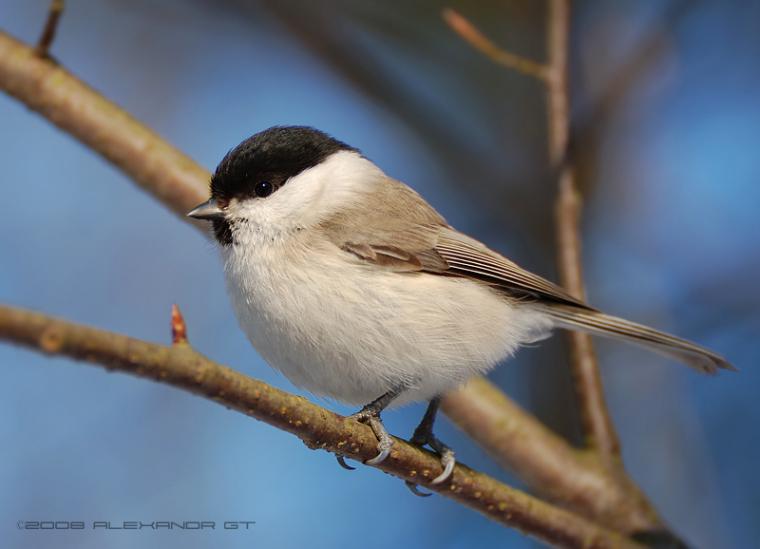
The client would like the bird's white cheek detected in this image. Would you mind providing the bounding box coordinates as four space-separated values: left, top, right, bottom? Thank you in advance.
231 186 323 236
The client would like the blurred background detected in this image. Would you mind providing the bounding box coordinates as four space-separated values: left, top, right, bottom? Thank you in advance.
1 1 758 547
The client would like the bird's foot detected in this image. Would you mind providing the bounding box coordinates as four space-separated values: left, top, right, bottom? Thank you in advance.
349 407 395 465
335 399 397 470
411 430 456 485
404 398 455 497
404 432 456 496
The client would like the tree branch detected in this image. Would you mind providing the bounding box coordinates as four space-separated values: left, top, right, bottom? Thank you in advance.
442 380 659 534
554 177 619 457
442 9 550 82
0 304 641 549
545 0 620 463
0 31 209 229
1 27 665 538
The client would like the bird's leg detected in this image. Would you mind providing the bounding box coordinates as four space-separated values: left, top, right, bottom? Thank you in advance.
336 384 405 470
405 397 456 496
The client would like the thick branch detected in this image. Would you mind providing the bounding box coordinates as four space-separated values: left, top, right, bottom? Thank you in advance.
0 27 662 536
0 304 640 549
545 0 620 461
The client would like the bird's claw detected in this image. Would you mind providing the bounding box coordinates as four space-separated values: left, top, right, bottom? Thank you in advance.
404 447 454 496
336 454 355 470
405 481 432 497
365 447 390 466
430 448 456 485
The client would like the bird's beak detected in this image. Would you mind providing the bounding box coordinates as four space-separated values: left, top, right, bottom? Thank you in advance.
187 199 224 221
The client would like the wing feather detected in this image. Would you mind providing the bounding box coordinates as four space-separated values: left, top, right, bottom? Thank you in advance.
433 228 593 308
334 226 591 308
318 177 591 308
342 242 423 272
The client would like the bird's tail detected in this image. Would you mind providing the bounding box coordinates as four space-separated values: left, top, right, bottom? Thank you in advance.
540 304 734 375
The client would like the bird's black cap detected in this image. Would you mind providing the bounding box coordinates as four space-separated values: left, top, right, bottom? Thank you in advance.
208 126 357 245
210 126 357 202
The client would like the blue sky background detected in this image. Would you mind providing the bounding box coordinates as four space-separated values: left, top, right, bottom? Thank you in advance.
1 1 758 548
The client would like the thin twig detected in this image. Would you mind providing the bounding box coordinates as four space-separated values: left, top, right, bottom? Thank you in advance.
545 0 621 461
0 304 641 549
0 28 664 536
35 0 65 58
442 8 550 82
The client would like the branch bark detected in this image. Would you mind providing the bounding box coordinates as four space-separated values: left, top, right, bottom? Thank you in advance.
1 26 665 539
0 304 641 549
545 0 621 461
442 380 659 534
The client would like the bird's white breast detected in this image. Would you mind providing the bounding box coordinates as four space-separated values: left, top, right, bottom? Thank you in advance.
222 233 552 406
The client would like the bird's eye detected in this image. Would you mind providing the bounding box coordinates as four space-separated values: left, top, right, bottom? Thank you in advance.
254 180 274 198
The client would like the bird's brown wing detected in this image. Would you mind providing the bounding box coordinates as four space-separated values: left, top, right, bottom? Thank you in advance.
431 227 594 309
319 178 591 308
332 226 591 310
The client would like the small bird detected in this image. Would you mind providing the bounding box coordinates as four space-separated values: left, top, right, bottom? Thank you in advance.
188 126 733 490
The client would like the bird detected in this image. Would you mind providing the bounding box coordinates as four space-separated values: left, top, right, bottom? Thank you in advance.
188 125 733 492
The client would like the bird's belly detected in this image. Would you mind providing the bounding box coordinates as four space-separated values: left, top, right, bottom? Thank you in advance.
223 246 551 406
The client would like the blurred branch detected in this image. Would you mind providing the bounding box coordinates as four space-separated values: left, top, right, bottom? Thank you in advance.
0 32 208 228
442 9 550 81
544 0 620 461
35 0 65 58
442 380 659 534
0 304 641 549
569 0 693 199
545 0 691 146
0 26 666 541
